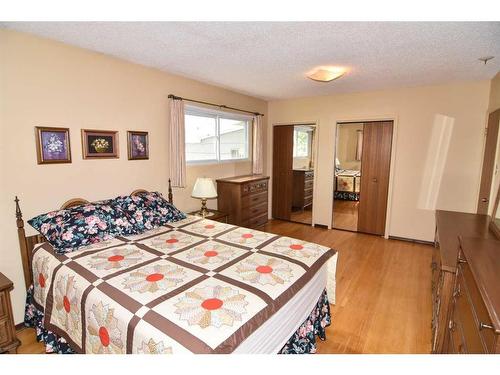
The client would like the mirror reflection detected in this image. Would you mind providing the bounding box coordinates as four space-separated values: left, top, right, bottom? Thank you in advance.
290 125 315 225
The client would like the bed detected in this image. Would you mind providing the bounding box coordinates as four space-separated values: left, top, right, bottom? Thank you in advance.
15 182 337 354
334 169 361 201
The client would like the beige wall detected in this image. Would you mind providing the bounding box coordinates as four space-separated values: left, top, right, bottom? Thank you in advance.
489 72 500 112
268 81 490 241
0 29 267 323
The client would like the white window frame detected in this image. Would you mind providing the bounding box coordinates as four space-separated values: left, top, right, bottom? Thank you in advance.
293 127 312 158
185 104 253 165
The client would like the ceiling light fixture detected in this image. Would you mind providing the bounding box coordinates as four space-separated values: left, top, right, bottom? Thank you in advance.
478 56 494 65
307 66 347 82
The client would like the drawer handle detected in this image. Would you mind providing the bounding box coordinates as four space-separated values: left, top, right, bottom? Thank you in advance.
448 320 456 331
479 322 494 331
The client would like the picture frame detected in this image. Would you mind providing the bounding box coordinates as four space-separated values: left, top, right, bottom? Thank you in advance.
35 126 72 164
127 131 149 160
81 129 119 159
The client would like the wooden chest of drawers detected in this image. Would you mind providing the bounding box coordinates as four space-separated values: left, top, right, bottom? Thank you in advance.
433 210 496 353
216 175 270 229
0 273 20 354
292 169 314 210
446 238 500 354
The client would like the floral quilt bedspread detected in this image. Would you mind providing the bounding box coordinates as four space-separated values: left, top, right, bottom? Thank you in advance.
30 215 334 354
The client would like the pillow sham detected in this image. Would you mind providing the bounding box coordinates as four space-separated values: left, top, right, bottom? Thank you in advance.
135 191 186 226
28 202 130 254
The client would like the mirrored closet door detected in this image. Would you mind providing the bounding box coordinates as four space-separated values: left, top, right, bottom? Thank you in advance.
332 121 393 235
272 124 316 225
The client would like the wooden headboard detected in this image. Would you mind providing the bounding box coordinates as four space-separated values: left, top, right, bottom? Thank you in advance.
15 179 173 289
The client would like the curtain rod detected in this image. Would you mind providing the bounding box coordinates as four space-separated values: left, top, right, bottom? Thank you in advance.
168 94 264 117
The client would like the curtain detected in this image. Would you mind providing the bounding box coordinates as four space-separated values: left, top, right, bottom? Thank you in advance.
168 98 186 187
252 115 264 174
355 129 363 161
309 128 316 169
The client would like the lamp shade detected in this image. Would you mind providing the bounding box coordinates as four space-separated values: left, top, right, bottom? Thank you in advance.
191 178 217 199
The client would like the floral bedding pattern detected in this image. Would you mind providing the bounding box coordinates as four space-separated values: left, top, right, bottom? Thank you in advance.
25 215 334 353
28 192 185 254
25 286 331 354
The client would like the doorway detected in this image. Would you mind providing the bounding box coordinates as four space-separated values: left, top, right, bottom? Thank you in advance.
332 121 393 235
272 124 316 225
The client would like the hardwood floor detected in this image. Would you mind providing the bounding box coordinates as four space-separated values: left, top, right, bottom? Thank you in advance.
290 206 313 224
15 219 432 354
332 199 359 231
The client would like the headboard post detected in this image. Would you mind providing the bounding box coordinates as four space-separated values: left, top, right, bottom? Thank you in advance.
15 196 33 289
168 178 173 204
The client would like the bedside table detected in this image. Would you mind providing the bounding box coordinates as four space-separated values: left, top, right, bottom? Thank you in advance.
0 273 21 354
188 209 229 223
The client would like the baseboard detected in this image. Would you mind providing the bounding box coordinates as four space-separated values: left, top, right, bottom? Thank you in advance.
388 235 434 246
15 322 25 331
313 223 329 229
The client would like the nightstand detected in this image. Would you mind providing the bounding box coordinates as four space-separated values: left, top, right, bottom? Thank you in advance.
188 209 229 223
0 273 21 354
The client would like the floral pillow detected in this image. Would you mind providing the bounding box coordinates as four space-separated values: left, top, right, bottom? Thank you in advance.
111 195 158 233
28 202 131 254
136 191 186 226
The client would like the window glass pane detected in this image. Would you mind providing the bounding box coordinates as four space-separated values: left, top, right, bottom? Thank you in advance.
185 114 217 162
293 130 310 157
219 118 248 160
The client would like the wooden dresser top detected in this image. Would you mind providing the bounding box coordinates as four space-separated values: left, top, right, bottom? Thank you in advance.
435 210 495 272
460 237 500 333
0 272 13 291
216 174 269 184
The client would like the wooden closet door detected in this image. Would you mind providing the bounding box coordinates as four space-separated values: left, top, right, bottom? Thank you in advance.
358 121 393 235
477 109 500 214
272 126 294 220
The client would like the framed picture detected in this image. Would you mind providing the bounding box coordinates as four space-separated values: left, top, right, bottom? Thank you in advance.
35 126 72 164
127 131 149 160
81 129 119 159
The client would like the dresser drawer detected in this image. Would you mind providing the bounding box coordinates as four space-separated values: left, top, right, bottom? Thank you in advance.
305 171 314 180
448 312 467 354
241 202 268 220
303 196 313 207
241 179 268 196
455 271 486 353
304 180 314 190
0 318 14 347
0 292 8 319
249 213 268 228
459 261 497 352
241 191 267 209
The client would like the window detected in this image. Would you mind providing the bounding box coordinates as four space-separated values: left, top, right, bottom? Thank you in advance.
293 128 311 157
185 106 252 163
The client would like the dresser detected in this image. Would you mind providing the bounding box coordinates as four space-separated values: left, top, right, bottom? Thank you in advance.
448 238 500 353
433 210 499 353
0 272 20 354
216 175 270 229
292 169 314 210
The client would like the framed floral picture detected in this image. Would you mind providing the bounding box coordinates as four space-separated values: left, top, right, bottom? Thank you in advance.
81 129 119 159
127 131 149 160
35 126 72 164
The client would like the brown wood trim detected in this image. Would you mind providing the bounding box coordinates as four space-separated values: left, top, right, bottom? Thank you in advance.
477 109 500 214
388 235 434 246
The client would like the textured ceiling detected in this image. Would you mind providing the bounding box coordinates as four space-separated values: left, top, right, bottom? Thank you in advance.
2 22 500 100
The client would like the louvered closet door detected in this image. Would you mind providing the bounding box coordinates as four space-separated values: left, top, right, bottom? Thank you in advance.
272 126 294 220
358 121 393 235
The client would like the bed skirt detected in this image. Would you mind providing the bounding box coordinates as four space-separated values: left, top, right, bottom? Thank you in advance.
24 286 331 354
334 191 359 201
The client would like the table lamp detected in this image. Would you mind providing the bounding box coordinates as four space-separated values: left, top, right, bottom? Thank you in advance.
191 177 218 217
